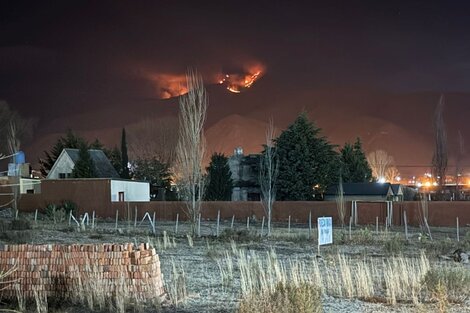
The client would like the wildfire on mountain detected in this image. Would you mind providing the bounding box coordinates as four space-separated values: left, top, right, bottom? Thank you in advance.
217 63 265 94
147 62 265 99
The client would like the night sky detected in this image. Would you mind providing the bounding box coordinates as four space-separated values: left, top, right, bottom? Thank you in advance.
2 1 470 175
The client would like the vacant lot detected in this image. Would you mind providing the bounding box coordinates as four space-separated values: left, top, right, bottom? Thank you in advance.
0 212 469 312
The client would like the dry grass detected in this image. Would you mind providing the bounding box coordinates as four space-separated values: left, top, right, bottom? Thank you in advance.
229 246 438 308
238 282 322 313
167 258 188 308
423 266 470 304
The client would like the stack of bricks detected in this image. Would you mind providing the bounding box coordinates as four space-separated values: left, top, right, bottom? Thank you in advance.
0 243 165 300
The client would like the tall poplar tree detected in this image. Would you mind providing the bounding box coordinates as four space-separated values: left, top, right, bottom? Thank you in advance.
121 128 130 179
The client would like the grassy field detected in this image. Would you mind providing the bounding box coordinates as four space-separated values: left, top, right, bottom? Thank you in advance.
0 212 469 312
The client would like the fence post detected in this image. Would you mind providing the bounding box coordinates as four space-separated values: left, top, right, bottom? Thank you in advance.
175 213 179 235
134 206 137 228
457 217 460 242
288 215 291 233
246 216 250 230
403 210 408 241
348 216 352 240
261 216 265 236
198 213 201 237
216 210 220 237
376 216 378 234
152 212 156 235
34 209 38 226
231 215 235 229
308 211 312 239
92 210 95 230
115 210 119 230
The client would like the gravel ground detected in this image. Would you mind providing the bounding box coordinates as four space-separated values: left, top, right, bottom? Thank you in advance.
0 215 469 312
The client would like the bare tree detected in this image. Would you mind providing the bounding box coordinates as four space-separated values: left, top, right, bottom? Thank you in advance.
385 166 399 183
7 118 21 218
0 103 33 218
127 116 179 166
259 118 278 236
335 175 346 227
432 95 447 192
175 70 208 236
366 150 394 182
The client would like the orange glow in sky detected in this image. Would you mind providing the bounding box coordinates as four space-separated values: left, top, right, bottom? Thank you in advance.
147 62 265 98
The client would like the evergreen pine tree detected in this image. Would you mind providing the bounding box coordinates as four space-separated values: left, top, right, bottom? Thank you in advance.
131 158 172 200
104 147 122 175
204 153 233 201
340 138 373 182
274 113 339 200
39 129 87 176
71 144 96 178
120 128 130 179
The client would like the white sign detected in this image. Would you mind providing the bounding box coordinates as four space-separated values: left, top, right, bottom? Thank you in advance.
318 217 333 246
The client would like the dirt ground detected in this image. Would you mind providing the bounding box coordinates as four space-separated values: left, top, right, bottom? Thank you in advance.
0 212 470 313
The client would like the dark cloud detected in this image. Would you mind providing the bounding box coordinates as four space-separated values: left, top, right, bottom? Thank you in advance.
1 1 470 121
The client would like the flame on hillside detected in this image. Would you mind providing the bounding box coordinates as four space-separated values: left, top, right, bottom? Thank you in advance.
147 73 188 99
147 62 265 99
217 63 265 94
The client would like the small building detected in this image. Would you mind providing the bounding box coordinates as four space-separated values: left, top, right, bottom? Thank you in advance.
228 147 261 201
31 149 151 209
47 149 119 179
324 182 400 201
390 184 404 201
0 162 41 195
42 178 150 203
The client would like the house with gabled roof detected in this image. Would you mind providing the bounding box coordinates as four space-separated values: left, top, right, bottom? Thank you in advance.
324 182 399 201
43 148 149 203
46 148 119 179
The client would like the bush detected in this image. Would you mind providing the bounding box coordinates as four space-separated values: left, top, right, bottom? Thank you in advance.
383 234 406 254
0 230 32 244
10 219 31 231
62 200 77 215
219 229 258 242
45 204 66 224
423 267 470 303
238 282 322 313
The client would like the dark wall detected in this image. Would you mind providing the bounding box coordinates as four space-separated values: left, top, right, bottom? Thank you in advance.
9 182 470 227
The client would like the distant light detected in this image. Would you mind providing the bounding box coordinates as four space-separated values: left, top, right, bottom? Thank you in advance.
417 182 422 187
395 176 401 182
432 182 438 186
378 177 386 183
425 182 431 187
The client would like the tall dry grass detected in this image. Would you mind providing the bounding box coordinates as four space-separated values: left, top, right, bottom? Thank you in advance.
227 247 451 308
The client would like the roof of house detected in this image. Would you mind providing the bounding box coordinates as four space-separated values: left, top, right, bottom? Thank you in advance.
63 148 119 178
325 182 393 196
391 184 403 196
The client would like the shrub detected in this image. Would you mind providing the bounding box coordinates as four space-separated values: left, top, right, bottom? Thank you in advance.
10 219 31 231
383 234 406 254
45 204 66 224
1 230 32 244
423 267 470 303
62 200 77 215
238 282 322 313
219 228 257 242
